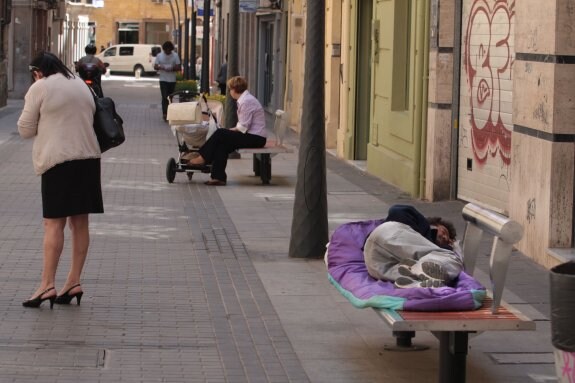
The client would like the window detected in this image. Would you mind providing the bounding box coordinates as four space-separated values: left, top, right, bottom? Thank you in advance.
119 47 134 56
117 22 139 44
104 47 117 57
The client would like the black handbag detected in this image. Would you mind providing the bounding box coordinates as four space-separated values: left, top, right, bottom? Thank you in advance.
91 90 125 153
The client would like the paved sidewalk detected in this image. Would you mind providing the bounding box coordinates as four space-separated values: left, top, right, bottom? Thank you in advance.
0 98 557 383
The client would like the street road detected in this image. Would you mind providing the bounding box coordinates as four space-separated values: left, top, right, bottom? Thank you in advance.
101 73 160 104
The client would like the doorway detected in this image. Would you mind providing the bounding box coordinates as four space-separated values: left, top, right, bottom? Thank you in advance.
354 1 373 160
117 22 139 44
260 20 274 109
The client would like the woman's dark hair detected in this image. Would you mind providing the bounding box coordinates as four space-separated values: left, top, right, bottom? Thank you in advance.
427 217 457 239
85 44 97 55
30 51 75 79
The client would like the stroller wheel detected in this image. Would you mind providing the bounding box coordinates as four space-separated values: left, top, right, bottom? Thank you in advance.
166 158 177 183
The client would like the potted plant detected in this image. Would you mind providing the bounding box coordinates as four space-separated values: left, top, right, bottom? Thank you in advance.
175 73 199 101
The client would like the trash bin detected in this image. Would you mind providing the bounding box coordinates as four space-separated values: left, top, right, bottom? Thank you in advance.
550 261 575 383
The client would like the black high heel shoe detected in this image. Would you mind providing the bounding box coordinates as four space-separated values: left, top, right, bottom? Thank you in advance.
22 287 56 309
55 284 83 305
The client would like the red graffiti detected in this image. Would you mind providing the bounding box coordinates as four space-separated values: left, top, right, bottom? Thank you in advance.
559 350 575 383
464 0 515 165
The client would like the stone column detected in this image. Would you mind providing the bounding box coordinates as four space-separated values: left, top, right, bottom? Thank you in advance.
425 0 455 201
0 59 6 107
511 0 575 268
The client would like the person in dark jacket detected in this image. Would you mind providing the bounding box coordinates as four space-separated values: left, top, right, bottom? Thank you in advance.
216 55 227 95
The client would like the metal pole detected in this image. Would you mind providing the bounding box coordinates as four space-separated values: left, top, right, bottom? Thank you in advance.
224 0 238 129
167 1 177 42
183 0 190 79
215 0 222 74
191 0 197 80
174 0 181 52
449 0 463 199
200 0 210 93
288 0 328 258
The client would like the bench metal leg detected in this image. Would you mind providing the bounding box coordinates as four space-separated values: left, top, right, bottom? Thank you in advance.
437 331 469 383
384 331 429 351
253 154 271 184
252 155 261 176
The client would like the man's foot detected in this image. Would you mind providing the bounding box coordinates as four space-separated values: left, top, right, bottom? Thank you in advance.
398 261 447 284
395 276 445 289
163 114 167 121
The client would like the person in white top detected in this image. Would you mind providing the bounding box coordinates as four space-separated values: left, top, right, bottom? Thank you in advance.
154 41 181 121
190 76 267 185
18 52 103 309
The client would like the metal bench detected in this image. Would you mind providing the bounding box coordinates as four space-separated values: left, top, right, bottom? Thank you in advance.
373 203 536 383
237 109 292 184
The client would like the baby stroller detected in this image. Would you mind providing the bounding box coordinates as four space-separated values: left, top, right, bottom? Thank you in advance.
165 91 224 183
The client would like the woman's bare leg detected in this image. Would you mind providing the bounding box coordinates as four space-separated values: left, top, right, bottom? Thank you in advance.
59 214 89 295
30 217 67 299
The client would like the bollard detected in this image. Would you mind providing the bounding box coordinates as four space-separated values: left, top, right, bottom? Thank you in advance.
550 261 575 383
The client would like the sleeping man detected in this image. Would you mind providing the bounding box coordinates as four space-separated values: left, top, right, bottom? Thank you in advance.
363 205 464 288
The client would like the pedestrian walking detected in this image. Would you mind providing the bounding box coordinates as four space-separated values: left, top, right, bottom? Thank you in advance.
216 55 227 95
17 51 103 309
154 41 181 121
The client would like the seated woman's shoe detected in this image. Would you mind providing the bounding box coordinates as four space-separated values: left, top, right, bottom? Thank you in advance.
55 284 83 305
22 287 56 309
204 179 226 186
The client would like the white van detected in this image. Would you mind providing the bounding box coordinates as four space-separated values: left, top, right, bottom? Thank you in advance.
97 44 161 76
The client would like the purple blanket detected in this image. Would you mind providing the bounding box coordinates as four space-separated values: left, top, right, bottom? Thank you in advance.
326 219 486 312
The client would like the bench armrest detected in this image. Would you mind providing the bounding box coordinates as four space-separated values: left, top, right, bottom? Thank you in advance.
461 203 524 314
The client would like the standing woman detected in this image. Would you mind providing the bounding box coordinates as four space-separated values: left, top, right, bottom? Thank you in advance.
189 76 267 185
18 52 103 308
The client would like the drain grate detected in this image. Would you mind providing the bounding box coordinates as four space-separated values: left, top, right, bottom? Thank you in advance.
489 352 555 365
0 346 106 369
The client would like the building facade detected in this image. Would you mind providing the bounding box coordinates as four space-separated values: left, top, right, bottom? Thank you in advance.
283 0 574 268
6 0 180 99
218 0 286 115
63 0 173 69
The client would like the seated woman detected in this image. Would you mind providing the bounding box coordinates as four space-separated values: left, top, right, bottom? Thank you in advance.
189 76 267 185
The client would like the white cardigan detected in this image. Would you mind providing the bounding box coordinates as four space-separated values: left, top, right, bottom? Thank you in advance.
18 73 101 175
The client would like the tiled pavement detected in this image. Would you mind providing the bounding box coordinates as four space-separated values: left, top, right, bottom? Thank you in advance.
0 91 559 382
0 99 308 382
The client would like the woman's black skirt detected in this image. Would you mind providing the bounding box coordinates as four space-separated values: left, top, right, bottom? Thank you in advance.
41 158 104 219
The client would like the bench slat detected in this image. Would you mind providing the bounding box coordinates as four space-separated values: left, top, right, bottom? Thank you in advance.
374 298 536 332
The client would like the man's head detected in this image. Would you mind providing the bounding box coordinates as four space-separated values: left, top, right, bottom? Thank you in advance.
162 41 175 54
426 217 456 248
85 44 97 55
